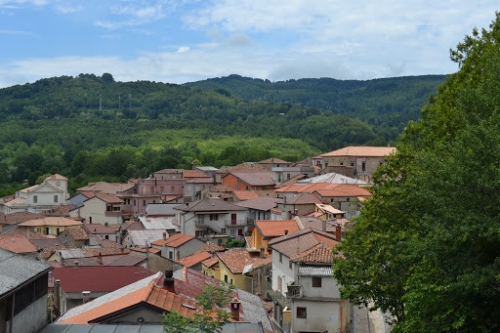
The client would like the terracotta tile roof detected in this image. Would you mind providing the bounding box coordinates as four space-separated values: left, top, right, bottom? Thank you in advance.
283 193 322 205
232 190 260 201
254 220 299 238
314 185 371 197
1 227 47 239
58 272 197 325
176 251 212 268
276 183 372 197
149 248 161 254
83 223 116 234
196 241 225 254
53 266 154 293
223 162 270 173
233 196 283 211
77 181 134 194
321 146 396 157
228 172 275 187
18 217 82 228
269 229 339 257
257 158 291 164
290 243 334 263
183 169 210 178
0 211 39 226
94 192 123 203
64 227 89 240
79 191 96 199
217 248 260 274
201 257 219 268
0 236 37 253
151 233 194 248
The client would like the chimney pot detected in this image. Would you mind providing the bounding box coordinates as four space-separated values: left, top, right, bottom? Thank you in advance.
335 224 342 240
230 297 241 321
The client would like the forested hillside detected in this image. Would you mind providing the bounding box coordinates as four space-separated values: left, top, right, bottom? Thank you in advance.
0 73 441 195
184 74 446 131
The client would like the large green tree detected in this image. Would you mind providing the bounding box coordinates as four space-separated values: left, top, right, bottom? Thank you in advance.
333 12 500 332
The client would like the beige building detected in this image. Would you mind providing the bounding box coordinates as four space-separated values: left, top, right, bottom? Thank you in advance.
321 146 396 179
17 217 82 236
70 193 123 225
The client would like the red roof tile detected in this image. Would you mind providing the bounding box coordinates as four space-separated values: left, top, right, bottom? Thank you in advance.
176 251 212 268
217 248 260 274
151 233 193 247
0 236 37 253
321 146 396 157
254 220 299 238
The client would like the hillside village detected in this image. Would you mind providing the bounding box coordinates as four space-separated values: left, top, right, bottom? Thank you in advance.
0 145 395 333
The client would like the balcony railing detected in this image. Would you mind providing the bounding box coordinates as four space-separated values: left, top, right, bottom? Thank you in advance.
224 219 248 227
286 285 302 299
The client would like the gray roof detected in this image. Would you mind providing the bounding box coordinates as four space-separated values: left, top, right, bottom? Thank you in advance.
298 265 334 276
298 172 367 185
139 216 177 230
39 323 263 333
0 248 52 299
39 324 165 333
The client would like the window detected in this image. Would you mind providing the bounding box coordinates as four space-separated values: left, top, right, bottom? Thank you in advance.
33 195 38 204
279 253 283 263
278 276 282 292
362 162 366 171
54 195 58 203
171 186 175 192
221 228 226 234
312 277 322 288
231 214 237 225
105 235 109 240
210 214 218 221
287 173 290 180
160 186 164 193
106 205 111 212
230 279 233 285
351 162 354 167
89 217 92 224
143 200 146 206
133 200 136 206
346 198 350 202
296 307 307 318
169 251 173 259
224 275 228 283
238 229 243 236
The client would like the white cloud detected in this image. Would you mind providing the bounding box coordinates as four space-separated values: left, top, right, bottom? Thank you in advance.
177 46 189 53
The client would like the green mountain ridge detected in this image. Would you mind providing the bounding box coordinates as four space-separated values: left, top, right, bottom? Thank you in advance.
0 73 446 194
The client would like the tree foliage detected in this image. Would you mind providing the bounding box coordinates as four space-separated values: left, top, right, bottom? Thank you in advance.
333 12 500 333
162 283 234 333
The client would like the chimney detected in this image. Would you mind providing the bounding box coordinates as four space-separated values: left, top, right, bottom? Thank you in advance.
98 252 102 264
335 224 342 240
163 232 167 240
284 230 288 236
230 297 241 321
54 279 61 314
163 269 175 292
294 209 298 216
260 246 265 259
322 220 327 232
74 260 79 268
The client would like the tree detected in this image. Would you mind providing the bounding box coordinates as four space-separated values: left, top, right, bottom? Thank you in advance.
333 12 500 332
162 283 235 333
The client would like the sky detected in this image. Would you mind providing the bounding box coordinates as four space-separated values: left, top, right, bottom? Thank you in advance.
0 0 498 88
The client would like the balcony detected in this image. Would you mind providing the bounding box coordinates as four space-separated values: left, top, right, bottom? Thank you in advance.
224 219 247 227
195 219 206 227
286 285 302 299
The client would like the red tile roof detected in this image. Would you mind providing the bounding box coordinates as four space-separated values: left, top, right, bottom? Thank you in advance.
58 273 198 324
290 243 334 263
228 172 275 186
183 169 210 179
233 190 260 201
269 229 340 257
0 236 37 253
176 251 212 268
151 233 194 247
254 220 299 238
53 266 154 293
321 146 396 157
217 248 260 274
201 257 219 268
196 241 225 254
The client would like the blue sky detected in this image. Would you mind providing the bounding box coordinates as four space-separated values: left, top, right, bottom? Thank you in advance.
0 0 498 88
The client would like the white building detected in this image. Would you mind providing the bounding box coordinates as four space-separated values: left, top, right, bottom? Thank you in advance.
268 228 349 333
3 174 69 214
69 193 123 226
